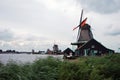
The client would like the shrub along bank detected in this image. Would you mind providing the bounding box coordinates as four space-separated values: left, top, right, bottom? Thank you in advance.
0 54 120 80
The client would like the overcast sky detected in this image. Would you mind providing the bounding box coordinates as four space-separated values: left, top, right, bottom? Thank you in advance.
0 0 120 52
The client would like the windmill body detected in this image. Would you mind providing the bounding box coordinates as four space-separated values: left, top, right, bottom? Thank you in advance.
78 24 93 41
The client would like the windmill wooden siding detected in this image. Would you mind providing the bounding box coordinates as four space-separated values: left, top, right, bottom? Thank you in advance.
78 24 93 42
75 39 114 56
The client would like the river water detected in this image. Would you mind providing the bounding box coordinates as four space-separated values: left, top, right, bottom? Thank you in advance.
0 54 63 64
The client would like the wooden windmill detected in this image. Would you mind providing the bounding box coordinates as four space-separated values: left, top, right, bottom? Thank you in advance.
70 10 114 57
71 10 93 48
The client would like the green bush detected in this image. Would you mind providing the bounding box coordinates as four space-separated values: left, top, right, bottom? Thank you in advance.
0 54 120 80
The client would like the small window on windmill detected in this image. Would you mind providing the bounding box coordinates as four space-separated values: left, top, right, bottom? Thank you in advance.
91 45 95 48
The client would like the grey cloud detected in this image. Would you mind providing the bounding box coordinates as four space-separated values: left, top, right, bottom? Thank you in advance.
0 28 54 51
105 25 120 36
0 28 49 42
25 35 50 42
106 31 120 36
77 0 120 14
0 0 45 25
0 29 14 41
0 0 68 33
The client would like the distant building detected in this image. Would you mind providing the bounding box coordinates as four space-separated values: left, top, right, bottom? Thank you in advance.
53 44 62 54
0 49 2 53
32 49 35 54
63 48 74 56
53 44 59 53
46 49 53 54
63 48 75 59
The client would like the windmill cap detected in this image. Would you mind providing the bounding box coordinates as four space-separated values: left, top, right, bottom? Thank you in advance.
81 24 91 30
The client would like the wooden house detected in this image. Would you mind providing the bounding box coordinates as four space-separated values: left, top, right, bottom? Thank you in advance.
63 48 75 59
74 39 114 56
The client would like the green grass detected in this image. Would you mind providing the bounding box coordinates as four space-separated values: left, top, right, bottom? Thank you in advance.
0 54 120 80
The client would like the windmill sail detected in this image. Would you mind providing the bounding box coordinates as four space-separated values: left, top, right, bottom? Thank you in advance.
73 18 87 31
77 9 83 41
80 18 87 27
